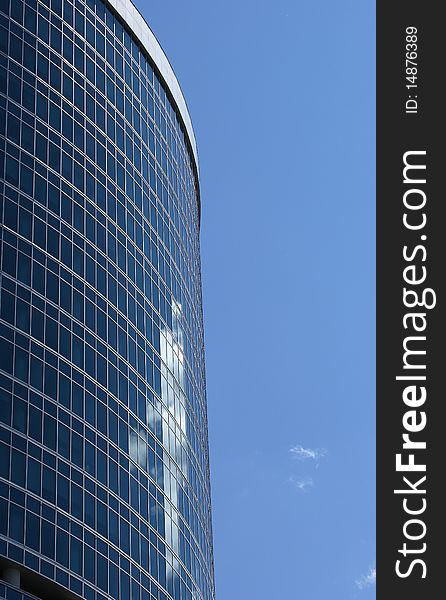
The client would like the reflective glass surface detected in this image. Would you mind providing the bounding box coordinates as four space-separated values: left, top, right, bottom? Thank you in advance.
0 1 213 599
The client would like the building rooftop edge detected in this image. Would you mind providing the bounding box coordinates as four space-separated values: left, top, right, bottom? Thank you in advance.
106 0 200 178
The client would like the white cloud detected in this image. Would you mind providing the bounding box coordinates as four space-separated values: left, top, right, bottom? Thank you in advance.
289 445 327 465
355 567 376 590
289 476 314 492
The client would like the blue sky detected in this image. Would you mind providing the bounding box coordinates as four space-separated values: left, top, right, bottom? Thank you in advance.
136 1 375 599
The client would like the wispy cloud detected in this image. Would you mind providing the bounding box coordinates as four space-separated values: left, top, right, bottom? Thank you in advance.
289 476 314 492
355 567 376 590
289 445 327 466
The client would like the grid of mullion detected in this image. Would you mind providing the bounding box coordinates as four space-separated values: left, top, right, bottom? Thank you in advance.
0 196 211 496
0 0 214 599
5 1 200 328
2 34 211 464
0 237 213 570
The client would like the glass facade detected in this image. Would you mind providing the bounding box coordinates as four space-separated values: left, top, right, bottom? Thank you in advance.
0 1 214 599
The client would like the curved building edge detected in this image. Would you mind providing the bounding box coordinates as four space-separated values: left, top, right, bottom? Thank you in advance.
106 0 201 214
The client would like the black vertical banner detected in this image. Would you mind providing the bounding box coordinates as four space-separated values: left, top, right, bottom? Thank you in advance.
377 3 444 598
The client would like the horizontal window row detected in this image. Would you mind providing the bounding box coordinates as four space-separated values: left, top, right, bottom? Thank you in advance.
0 0 191 151
0 449 210 582
0 185 201 363
0 134 201 328
0 427 211 583
0 70 198 273
0 498 199 600
0 273 208 474
0 272 205 447
0 204 183 326
0 445 211 597
0 321 211 519
0 55 188 188
0 186 193 319
0 29 195 199
0 336 209 508
0 226 204 414
0 55 196 231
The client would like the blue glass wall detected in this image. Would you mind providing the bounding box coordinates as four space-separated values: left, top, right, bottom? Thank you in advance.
0 1 214 599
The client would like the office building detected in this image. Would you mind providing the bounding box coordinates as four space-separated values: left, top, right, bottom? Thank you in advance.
0 1 214 599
